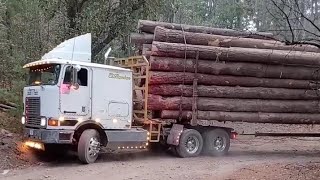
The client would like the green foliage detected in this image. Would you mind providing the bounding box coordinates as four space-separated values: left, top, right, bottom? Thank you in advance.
0 88 19 104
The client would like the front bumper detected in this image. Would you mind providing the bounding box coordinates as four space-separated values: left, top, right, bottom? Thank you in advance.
23 128 74 144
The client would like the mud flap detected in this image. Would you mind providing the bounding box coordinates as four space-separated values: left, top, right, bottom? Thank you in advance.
166 124 184 146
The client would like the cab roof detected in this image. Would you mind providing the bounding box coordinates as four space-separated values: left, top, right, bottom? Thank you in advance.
23 58 130 71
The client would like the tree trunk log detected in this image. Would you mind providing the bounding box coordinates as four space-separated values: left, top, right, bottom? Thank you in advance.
142 44 152 55
149 56 320 80
149 84 320 100
160 110 320 124
151 41 320 66
149 71 317 89
138 20 274 40
154 27 320 52
130 33 154 44
147 94 320 113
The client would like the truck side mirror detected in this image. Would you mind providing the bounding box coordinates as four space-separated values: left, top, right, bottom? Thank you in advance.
71 65 81 90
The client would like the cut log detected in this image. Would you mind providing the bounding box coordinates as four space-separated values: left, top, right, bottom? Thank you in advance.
154 27 320 52
151 41 320 66
160 110 320 124
142 44 152 55
149 71 317 89
149 84 320 100
148 95 320 113
143 51 151 59
138 20 274 40
143 44 152 50
149 56 320 80
130 33 154 44
0 107 8 112
0 104 16 110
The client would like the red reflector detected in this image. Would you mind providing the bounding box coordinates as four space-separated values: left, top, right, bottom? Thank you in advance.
231 132 237 139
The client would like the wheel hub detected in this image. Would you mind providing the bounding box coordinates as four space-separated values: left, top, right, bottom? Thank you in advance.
213 136 225 151
88 137 100 157
185 136 199 154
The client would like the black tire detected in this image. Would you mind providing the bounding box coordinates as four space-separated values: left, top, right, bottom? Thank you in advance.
202 128 230 156
78 129 101 164
176 129 203 158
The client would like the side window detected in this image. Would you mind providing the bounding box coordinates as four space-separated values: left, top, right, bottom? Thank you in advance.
77 68 88 86
62 66 87 86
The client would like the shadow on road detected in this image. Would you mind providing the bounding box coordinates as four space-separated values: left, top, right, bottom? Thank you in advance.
30 147 176 167
29 146 320 167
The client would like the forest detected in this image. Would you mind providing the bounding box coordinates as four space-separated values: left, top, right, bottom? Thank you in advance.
0 0 320 110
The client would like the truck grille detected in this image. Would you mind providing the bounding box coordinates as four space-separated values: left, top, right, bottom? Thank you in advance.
26 97 41 126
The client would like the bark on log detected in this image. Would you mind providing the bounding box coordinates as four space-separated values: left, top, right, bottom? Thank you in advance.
160 110 320 124
149 71 317 89
149 84 320 100
149 56 320 80
130 33 154 44
154 27 320 52
138 20 274 40
148 94 320 113
151 41 320 66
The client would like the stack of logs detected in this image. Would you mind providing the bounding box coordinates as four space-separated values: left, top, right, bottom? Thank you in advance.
0 102 17 112
131 20 320 125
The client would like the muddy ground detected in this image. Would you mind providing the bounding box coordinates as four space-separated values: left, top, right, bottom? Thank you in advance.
1 123 320 180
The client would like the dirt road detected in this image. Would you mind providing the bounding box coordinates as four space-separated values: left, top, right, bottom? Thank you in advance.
2 134 320 180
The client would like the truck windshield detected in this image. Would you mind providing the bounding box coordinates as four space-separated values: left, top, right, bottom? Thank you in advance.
27 64 61 86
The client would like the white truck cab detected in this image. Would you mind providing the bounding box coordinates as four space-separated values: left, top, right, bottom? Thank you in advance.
22 34 148 163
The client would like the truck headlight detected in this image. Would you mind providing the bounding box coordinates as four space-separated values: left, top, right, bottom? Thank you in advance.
48 119 59 126
40 117 46 126
21 116 26 125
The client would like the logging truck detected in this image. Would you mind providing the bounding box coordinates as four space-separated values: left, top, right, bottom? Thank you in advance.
22 17 320 164
21 34 237 164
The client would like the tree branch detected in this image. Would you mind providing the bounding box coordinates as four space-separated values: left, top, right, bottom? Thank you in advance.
286 41 320 48
270 0 295 42
92 0 146 57
282 0 320 33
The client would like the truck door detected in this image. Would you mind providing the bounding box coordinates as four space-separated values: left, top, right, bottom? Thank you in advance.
60 65 91 116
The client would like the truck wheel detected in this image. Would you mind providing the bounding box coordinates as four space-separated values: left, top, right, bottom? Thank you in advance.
78 129 101 164
202 129 230 156
176 129 203 158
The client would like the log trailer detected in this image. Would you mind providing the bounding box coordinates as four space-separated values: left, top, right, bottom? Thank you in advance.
21 34 236 164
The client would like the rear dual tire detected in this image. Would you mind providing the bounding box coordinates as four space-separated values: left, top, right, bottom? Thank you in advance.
174 128 230 158
202 129 230 156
